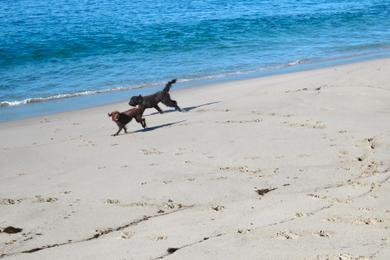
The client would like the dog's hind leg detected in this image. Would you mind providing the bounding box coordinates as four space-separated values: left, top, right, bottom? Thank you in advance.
154 104 163 114
162 98 181 112
136 116 147 128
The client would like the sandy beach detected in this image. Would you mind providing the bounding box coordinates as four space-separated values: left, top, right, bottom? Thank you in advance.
1 58 390 259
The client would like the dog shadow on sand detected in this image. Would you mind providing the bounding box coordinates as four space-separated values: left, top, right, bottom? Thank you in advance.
128 101 219 134
146 101 220 116
130 120 187 134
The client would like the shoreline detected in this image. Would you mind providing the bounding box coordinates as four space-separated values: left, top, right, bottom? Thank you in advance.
1 50 389 123
1 57 390 259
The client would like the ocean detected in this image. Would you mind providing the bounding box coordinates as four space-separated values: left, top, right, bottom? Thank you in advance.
0 0 389 121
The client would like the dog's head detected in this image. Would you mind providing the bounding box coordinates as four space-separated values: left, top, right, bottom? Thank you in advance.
128 95 144 107
108 111 120 122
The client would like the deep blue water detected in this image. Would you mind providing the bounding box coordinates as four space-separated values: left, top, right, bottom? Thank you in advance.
0 0 389 113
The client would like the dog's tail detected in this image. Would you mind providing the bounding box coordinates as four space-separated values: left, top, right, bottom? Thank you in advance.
163 79 177 93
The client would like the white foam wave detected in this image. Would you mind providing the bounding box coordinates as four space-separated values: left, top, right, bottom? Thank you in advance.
0 86 138 107
0 58 311 107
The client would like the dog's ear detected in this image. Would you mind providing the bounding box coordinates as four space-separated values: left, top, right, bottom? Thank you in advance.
109 111 120 121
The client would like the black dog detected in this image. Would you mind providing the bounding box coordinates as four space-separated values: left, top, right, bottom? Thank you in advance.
128 79 181 113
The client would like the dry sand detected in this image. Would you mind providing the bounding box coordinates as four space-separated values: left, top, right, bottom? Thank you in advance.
1 58 390 259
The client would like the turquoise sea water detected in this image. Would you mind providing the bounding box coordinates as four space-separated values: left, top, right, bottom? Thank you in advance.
0 0 389 120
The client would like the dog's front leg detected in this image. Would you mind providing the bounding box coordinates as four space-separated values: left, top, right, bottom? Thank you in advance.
112 126 123 136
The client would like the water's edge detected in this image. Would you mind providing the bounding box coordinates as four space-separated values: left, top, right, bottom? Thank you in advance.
1 50 389 123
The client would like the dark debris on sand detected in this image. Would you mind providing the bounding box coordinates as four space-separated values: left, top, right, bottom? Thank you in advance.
255 188 277 196
1 226 23 234
167 247 179 254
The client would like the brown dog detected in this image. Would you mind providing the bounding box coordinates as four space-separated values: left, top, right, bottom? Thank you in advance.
108 105 146 136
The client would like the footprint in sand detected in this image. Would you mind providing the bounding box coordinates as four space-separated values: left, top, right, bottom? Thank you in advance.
274 230 300 240
219 165 262 175
307 193 327 200
64 209 76 219
78 139 95 147
325 216 341 223
159 199 183 211
119 231 134 240
141 148 162 155
34 195 58 203
252 111 293 118
326 216 384 225
295 212 308 218
4 239 18 245
366 137 376 150
217 119 262 124
105 199 120 205
330 197 353 204
316 253 370 260
0 198 23 205
211 205 225 212
117 201 149 208
150 235 168 241
354 217 384 225
314 230 333 238
237 228 251 234
357 207 373 212
286 86 326 94
360 160 384 177
282 120 326 129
